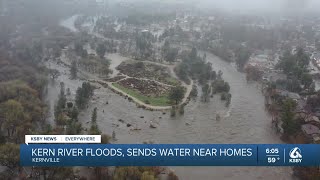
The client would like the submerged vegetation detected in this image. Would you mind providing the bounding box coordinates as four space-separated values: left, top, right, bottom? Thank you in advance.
112 83 171 106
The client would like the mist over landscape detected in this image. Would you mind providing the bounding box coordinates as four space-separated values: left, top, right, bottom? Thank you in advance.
0 0 320 179
113 0 320 13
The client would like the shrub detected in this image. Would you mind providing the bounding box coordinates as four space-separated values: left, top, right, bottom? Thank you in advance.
221 93 227 100
170 106 176 117
179 105 185 115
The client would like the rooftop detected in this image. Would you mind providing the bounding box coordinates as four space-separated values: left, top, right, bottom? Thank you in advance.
305 116 320 124
313 53 320 60
297 99 306 112
301 124 320 135
276 89 301 100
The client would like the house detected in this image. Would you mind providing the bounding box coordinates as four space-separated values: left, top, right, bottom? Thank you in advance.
301 124 320 142
288 92 301 100
315 111 320 118
313 53 320 62
247 54 275 71
302 124 319 135
304 116 320 125
265 71 287 82
276 89 301 101
312 134 320 144
296 99 306 112
312 53 320 70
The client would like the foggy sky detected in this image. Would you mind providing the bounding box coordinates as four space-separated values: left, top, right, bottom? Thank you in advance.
195 0 320 13
113 0 320 14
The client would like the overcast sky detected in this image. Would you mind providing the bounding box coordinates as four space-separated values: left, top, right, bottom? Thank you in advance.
194 0 320 13
113 0 320 14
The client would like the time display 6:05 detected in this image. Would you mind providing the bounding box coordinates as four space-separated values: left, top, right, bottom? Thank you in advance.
265 148 279 154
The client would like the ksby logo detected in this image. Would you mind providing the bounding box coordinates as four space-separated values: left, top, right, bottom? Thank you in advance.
289 147 302 163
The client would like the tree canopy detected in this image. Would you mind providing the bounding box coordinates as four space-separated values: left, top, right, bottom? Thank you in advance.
235 46 251 70
96 43 107 58
75 82 94 109
281 99 300 136
169 86 185 105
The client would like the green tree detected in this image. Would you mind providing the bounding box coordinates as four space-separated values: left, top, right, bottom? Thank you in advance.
101 134 111 144
0 144 20 171
281 99 299 136
212 80 230 94
67 121 82 135
75 82 94 109
165 48 179 62
99 59 112 77
295 47 310 69
190 47 198 60
54 82 67 125
89 107 100 135
316 40 320 51
162 40 179 62
91 107 98 124
169 86 185 105
277 50 295 74
202 84 210 102
226 93 232 107
277 48 310 81
135 34 152 59
70 61 78 79
96 43 107 58
74 41 87 58
1 100 24 137
217 70 223 80
0 133 6 144
235 46 251 70
89 124 101 135
70 107 79 121
58 82 66 109
49 69 60 80
55 112 67 126
286 79 302 93
141 171 155 180
162 40 170 60
224 82 230 93
245 65 263 81
301 73 313 88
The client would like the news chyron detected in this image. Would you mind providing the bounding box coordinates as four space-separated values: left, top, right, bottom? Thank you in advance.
21 135 320 166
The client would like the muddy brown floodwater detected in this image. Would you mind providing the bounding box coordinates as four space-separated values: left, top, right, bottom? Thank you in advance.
57 16 294 180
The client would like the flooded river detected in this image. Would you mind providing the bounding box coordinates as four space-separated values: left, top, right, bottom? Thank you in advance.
57 16 293 180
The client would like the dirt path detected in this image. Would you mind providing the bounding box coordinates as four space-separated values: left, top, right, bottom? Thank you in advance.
115 75 174 88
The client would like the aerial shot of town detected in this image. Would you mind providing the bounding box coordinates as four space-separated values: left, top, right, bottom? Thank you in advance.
0 0 320 179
